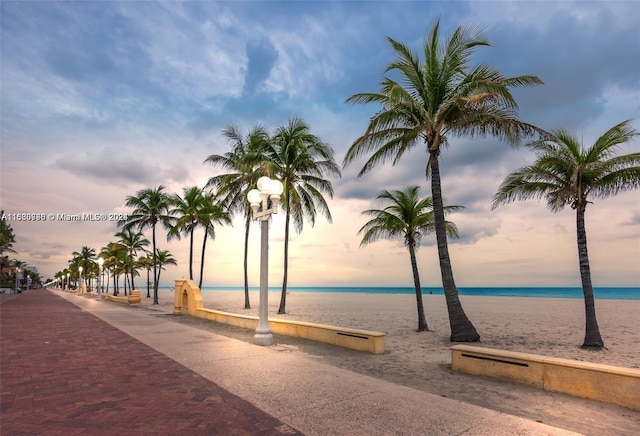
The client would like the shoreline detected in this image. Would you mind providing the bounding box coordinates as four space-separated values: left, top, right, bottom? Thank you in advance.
157 285 640 300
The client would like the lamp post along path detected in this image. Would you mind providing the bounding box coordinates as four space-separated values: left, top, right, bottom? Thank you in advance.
97 257 104 298
247 176 284 346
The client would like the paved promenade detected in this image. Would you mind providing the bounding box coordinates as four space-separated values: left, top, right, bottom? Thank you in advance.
1 289 299 435
2 288 581 435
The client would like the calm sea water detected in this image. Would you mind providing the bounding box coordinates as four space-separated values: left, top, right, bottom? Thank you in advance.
190 286 640 300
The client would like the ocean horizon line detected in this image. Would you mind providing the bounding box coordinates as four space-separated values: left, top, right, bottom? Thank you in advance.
159 285 640 300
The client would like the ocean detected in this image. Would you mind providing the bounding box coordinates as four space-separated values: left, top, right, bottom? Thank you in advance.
189 286 640 300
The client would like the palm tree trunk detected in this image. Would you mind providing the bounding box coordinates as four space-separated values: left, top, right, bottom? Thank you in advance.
409 243 428 331
152 224 158 305
189 226 194 281
198 226 208 289
130 257 135 291
576 206 604 349
146 268 151 298
278 208 291 314
243 212 251 309
429 151 479 342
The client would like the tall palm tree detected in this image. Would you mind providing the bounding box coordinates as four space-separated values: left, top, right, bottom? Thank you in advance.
492 120 639 349
269 117 341 314
169 186 206 281
359 186 462 331
111 249 129 296
197 190 232 289
100 242 125 295
343 20 544 341
114 229 149 294
155 249 177 288
137 254 154 298
121 186 174 304
71 246 96 290
205 125 271 308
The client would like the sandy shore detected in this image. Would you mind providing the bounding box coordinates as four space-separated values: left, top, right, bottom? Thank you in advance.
142 288 639 368
136 288 640 434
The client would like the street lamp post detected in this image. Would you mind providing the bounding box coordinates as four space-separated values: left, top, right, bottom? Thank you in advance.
247 176 284 346
97 258 104 298
15 268 20 294
78 266 83 294
67 273 70 291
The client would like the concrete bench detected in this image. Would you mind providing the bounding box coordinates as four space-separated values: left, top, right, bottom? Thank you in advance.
195 308 385 354
451 345 640 410
103 290 141 307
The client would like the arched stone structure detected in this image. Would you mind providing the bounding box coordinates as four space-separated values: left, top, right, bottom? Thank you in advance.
173 279 203 315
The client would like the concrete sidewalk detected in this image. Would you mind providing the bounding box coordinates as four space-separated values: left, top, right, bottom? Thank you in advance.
3 288 579 435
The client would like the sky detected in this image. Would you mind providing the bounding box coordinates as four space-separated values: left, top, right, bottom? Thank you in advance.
1 1 639 288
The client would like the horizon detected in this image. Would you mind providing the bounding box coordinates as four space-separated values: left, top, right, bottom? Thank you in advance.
2 1 639 287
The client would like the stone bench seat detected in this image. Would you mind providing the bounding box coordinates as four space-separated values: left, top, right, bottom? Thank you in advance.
103 290 141 306
451 344 640 410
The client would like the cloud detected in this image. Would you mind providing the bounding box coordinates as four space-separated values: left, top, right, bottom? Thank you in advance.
52 147 190 187
243 37 279 95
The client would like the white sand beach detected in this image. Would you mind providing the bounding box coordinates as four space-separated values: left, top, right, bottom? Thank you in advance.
141 288 639 368
136 287 640 433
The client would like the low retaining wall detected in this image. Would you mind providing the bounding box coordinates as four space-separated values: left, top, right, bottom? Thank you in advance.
174 279 385 354
451 345 640 411
103 290 141 306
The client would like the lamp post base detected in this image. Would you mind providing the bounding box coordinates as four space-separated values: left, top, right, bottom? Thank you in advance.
253 332 274 346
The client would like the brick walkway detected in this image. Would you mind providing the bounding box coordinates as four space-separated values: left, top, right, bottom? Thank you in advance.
0 289 301 435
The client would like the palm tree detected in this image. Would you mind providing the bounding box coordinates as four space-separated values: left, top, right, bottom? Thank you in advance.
343 20 544 342
155 249 177 288
492 120 639 349
111 250 129 296
169 186 206 281
114 229 149 294
12 259 27 290
205 125 271 308
100 242 125 295
197 190 232 289
269 117 341 314
121 186 175 304
71 246 96 290
359 186 462 331
137 255 154 298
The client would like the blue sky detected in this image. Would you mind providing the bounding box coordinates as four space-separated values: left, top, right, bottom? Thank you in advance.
2 1 639 287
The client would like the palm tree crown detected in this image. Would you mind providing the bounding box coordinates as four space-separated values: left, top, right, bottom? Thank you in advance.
493 120 639 349
359 186 462 248
343 20 544 342
492 120 640 212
